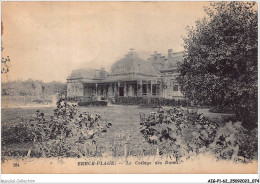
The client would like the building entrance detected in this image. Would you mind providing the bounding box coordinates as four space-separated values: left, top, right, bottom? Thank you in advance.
119 87 124 96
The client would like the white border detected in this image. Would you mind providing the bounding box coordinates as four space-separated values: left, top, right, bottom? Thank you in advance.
0 0 259 183
0 174 259 184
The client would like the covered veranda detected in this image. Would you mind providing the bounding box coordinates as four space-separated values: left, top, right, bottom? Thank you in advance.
82 78 163 99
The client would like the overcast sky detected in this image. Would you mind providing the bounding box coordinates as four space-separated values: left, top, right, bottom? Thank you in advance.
2 1 210 83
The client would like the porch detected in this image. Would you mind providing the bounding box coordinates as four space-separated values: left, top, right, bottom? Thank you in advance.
82 79 163 99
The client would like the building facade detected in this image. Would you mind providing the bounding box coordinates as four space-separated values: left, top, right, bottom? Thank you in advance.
67 49 184 100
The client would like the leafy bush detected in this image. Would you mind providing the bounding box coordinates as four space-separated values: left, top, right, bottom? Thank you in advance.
2 99 112 157
209 106 234 114
139 107 257 163
78 101 107 107
139 108 190 162
210 122 243 160
113 96 189 107
210 122 257 161
2 121 34 145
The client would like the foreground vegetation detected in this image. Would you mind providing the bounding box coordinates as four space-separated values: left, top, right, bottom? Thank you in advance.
140 107 257 163
2 100 112 158
2 102 257 163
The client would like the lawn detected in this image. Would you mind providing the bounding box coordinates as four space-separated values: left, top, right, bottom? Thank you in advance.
2 105 159 157
1 105 236 157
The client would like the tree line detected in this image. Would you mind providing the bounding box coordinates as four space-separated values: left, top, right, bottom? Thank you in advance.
2 79 66 97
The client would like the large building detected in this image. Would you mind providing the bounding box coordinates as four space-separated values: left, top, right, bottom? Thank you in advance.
66 49 184 100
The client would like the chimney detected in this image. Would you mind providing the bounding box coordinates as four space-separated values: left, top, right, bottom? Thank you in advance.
128 48 137 58
168 49 173 58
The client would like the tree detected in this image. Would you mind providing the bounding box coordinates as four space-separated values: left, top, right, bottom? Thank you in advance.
1 21 10 74
1 47 10 74
177 2 257 128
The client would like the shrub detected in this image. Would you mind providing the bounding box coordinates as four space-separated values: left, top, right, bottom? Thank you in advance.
2 99 112 157
139 107 257 162
113 96 189 107
2 121 34 145
78 101 107 107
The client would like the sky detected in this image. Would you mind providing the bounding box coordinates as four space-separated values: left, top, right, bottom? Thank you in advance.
2 1 210 83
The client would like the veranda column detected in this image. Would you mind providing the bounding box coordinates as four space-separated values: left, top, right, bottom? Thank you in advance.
137 81 140 96
146 80 148 96
117 82 120 96
159 81 162 97
155 80 158 97
128 84 133 96
95 83 98 96
124 83 127 97
150 80 153 96
113 83 116 96
139 80 143 96
109 83 113 97
104 84 107 97
134 81 138 97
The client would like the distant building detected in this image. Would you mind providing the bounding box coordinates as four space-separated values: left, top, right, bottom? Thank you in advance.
66 49 184 100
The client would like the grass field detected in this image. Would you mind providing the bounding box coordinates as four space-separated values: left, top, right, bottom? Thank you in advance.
1 105 233 157
2 105 158 156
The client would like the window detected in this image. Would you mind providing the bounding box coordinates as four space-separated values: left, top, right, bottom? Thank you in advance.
173 85 178 91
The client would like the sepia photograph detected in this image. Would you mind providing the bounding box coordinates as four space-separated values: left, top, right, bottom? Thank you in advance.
1 1 258 177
